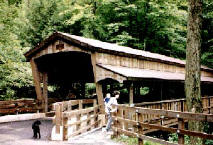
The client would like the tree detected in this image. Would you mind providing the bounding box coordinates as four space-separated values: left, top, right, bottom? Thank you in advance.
185 0 203 144
0 1 33 100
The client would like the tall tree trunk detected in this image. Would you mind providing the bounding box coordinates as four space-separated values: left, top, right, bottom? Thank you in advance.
185 0 203 144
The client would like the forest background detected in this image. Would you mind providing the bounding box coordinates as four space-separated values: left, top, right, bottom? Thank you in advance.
0 0 212 100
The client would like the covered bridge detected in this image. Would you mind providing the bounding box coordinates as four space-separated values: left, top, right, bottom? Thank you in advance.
24 32 213 112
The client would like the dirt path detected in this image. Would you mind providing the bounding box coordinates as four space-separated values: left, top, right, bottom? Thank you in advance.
0 119 122 145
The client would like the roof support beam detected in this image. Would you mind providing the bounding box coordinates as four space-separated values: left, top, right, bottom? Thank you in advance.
30 58 43 111
42 72 48 113
129 82 134 106
96 82 104 113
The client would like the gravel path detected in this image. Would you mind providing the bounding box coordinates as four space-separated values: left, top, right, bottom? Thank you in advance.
0 119 122 145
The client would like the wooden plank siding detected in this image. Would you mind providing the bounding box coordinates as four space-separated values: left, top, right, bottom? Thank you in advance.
27 38 213 82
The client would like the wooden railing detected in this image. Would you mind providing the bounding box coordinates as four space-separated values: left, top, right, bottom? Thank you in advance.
0 99 39 115
0 98 61 115
53 99 102 140
135 96 213 114
112 104 213 145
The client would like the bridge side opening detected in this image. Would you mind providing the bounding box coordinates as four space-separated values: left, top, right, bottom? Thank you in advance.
34 51 95 112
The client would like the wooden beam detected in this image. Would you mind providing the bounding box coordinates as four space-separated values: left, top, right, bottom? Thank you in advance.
113 127 177 145
129 82 134 105
96 82 104 113
63 106 99 117
178 118 184 145
43 72 48 113
30 58 43 111
55 103 62 134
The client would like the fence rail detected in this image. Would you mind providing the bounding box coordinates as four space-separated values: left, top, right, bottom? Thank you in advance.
112 104 213 145
0 98 61 115
135 96 213 113
53 99 101 140
0 99 39 115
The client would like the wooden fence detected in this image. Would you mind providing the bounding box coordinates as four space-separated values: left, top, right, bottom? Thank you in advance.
135 96 213 114
52 99 102 140
0 98 61 115
112 104 213 145
0 99 39 115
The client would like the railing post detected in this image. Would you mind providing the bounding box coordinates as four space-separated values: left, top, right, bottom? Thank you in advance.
208 96 211 114
113 106 118 138
68 100 72 111
178 118 184 145
124 109 128 130
181 100 184 112
79 100 83 110
63 116 68 140
93 99 98 128
55 103 62 134
76 100 83 134
136 109 143 145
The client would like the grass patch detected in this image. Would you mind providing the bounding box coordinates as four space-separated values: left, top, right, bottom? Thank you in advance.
113 135 161 145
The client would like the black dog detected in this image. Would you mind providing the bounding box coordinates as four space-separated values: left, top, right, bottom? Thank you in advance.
32 120 41 139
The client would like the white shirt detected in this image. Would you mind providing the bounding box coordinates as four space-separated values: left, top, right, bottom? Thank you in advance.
105 97 118 114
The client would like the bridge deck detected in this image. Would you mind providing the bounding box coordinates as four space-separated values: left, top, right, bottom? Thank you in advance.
0 119 121 145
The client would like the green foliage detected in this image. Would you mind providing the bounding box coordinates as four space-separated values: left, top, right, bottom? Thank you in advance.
0 1 33 100
85 83 96 97
169 133 190 144
168 133 213 145
114 135 138 145
114 135 161 145
14 0 212 69
201 0 213 68
140 87 149 95
0 0 212 100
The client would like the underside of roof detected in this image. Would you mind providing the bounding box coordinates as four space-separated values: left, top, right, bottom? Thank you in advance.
97 64 213 83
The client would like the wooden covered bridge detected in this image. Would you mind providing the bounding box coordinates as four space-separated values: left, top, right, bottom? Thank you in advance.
24 32 213 144
24 31 213 112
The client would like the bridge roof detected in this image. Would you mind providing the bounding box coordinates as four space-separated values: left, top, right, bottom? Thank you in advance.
97 64 213 83
25 32 212 72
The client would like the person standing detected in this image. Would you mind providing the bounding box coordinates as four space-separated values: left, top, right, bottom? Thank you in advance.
105 91 120 132
104 93 111 106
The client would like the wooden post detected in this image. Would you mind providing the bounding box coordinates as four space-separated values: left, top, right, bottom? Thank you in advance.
137 111 143 145
208 96 211 114
178 118 184 145
181 100 184 112
55 103 62 134
96 82 104 113
79 100 83 110
129 82 134 106
43 72 48 113
68 100 72 111
112 106 119 138
93 99 97 128
76 100 83 133
124 109 128 130
30 59 43 111
91 53 104 113
63 116 68 140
